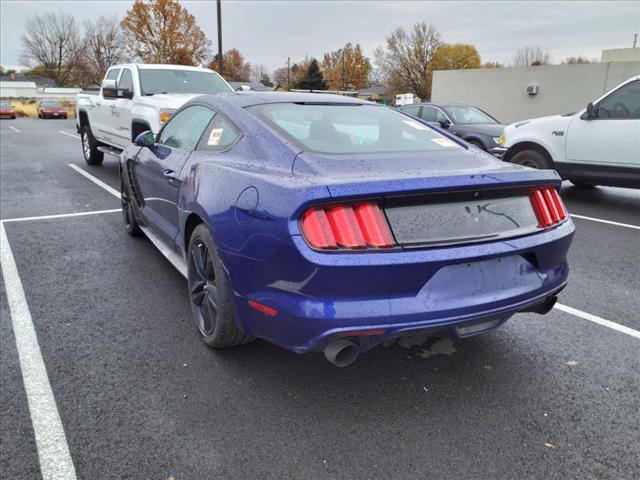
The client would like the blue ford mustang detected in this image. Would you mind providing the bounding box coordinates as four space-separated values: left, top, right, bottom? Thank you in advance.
119 92 574 367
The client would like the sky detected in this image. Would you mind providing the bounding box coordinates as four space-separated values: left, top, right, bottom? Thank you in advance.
1 0 639 73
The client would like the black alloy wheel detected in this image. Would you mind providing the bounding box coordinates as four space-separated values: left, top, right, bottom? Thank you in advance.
188 238 219 337
120 176 141 236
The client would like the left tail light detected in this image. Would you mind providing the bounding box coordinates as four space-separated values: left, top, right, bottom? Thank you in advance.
301 201 394 250
530 187 567 228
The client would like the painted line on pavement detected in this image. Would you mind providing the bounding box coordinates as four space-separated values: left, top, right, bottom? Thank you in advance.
2 209 121 224
9 126 21 133
571 214 640 231
555 303 640 340
0 223 78 479
69 160 640 340
67 163 119 198
59 131 80 140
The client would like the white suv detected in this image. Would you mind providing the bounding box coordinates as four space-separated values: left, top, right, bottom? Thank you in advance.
501 75 639 189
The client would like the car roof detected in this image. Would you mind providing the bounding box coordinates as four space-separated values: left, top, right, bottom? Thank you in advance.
407 101 473 108
193 91 374 109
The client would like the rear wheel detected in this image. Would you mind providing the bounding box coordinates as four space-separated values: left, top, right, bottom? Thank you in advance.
81 125 104 166
510 149 552 169
187 224 254 348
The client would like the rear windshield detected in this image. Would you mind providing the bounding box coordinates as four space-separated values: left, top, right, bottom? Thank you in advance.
0 102 11 108
248 103 464 154
139 69 232 96
41 101 63 107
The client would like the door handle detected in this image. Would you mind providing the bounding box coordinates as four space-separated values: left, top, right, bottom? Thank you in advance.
163 169 179 185
110 104 117 108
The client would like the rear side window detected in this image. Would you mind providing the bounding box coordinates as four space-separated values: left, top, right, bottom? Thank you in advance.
402 105 420 116
197 115 241 151
157 105 215 150
420 106 447 123
250 103 463 154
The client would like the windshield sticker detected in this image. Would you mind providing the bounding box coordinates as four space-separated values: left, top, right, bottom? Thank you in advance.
402 119 429 130
207 128 223 145
431 138 457 147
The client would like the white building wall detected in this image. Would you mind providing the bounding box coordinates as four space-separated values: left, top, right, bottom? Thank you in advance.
0 81 37 98
431 61 640 124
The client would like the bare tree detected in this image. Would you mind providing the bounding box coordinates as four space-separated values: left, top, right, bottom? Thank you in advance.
513 46 550 66
20 12 84 86
251 64 269 83
82 16 127 86
374 22 442 100
561 56 594 64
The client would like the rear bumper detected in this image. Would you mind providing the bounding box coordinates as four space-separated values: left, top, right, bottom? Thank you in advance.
230 219 575 354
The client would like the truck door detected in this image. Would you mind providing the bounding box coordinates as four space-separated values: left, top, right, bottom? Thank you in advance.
110 67 135 149
92 68 120 145
566 79 640 168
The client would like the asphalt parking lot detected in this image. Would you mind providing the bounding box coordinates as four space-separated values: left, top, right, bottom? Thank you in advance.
1 118 639 480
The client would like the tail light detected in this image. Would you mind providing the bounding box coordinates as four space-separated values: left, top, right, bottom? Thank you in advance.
301 201 394 250
530 187 567 228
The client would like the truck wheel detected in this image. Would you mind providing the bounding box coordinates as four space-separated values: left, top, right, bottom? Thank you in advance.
81 125 104 166
511 149 552 169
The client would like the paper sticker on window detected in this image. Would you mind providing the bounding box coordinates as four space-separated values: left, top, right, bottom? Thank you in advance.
431 138 457 147
207 128 223 145
403 120 428 130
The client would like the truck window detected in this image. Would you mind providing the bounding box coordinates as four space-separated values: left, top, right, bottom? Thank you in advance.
106 69 120 81
119 69 134 91
597 80 640 119
139 69 232 95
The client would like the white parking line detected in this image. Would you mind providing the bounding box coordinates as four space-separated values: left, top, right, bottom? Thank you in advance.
9 126 21 133
68 160 640 340
570 214 640 231
1 209 121 224
67 164 119 198
0 223 78 479
59 131 80 140
555 303 640 340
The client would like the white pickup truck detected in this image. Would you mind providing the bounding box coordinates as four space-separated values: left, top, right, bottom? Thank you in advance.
500 75 640 189
76 64 232 165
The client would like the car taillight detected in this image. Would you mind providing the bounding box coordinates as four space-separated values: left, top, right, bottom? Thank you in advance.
301 201 394 250
530 187 567 228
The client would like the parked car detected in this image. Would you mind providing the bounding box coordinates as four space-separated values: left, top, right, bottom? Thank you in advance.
119 92 574 367
0 102 16 119
38 100 67 119
500 75 640 189
76 63 233 166
400 102 506 156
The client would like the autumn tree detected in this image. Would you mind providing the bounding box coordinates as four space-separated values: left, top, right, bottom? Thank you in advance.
374 22 442 100
322 43 371 90
431 43 480 71
82 16 127 85
273 67 289 87
513 46 550 66
20 12 84 86
121 0 210 65
207 48 252 81
296 58 327 90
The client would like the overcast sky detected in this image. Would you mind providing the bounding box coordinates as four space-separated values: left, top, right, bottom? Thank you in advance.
1 0 639 73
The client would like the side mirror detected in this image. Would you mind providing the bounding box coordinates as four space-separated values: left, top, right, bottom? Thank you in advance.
583 102 597 120
134 130 155 149
101 79 117 98
117 88 134 100
439 118 451 129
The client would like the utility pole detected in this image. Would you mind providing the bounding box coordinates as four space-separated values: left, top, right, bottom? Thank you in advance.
217 0 223 76
634 33 638 48
287 57 291 89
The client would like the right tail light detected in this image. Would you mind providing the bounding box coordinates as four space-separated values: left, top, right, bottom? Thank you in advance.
530 187 567 228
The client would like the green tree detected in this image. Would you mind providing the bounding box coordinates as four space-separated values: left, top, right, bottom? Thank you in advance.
296 58 327 90
260 73 274 87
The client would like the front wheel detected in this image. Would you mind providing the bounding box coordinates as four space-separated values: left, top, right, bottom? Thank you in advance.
81 125 104 166
187 224 254 348
510 149 552 169
120 175 141 236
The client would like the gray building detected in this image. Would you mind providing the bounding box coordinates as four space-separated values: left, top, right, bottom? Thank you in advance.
432 48 640 124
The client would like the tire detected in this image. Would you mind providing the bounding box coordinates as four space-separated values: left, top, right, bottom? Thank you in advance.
569 179 597 188
187 224 254 348
120 174 142 236
81 125 104 166
510 149 552 169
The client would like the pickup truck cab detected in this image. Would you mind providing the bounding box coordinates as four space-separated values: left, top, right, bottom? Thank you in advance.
76 64 232 165
501 75 640 189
